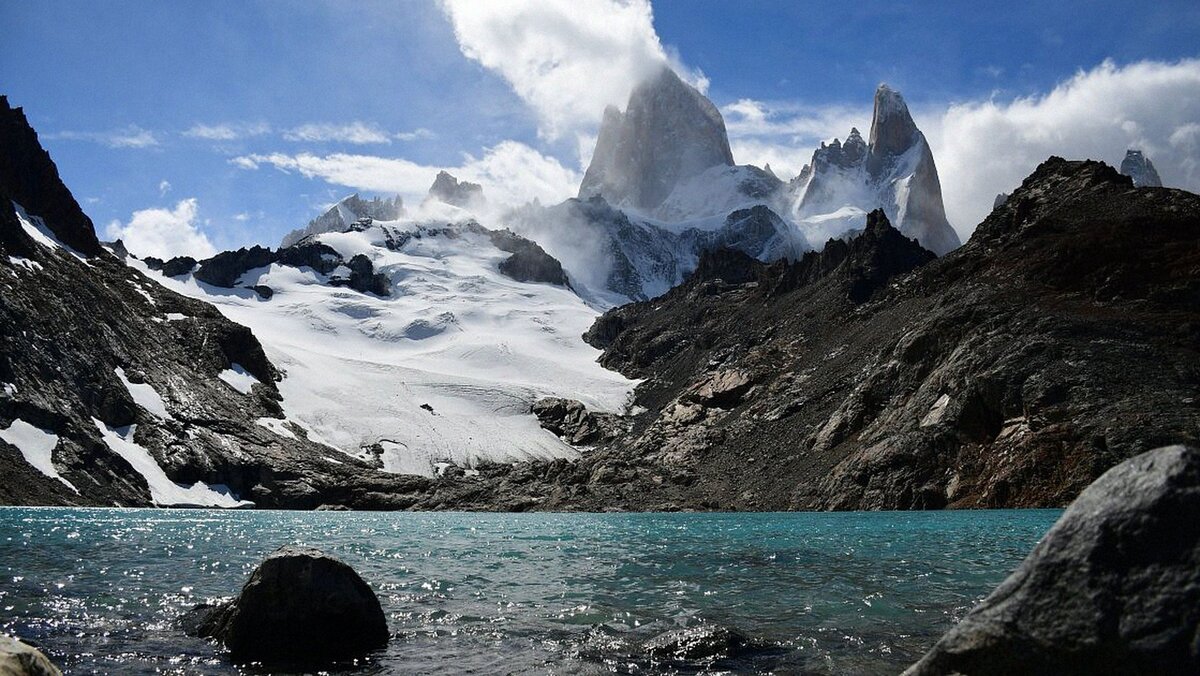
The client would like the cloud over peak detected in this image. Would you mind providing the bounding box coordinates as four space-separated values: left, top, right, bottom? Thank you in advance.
439 0 671 141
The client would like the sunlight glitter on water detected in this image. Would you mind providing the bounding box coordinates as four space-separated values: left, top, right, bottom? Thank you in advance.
0 508 1058 674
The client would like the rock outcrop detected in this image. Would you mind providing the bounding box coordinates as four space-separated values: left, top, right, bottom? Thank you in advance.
0 635 61 676
788 85 961 255
185 546 389 665
427 170 483 208
905 445 1200 675
1120 149 1163 188
579 66 734 213
280 193 403 248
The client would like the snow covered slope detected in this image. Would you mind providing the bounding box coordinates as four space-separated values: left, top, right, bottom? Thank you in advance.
137 216 636 476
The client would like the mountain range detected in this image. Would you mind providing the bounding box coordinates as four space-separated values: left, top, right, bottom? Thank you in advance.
1 66 1196 510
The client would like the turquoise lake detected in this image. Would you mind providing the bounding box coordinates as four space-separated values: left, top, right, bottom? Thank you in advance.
0 508 1060 674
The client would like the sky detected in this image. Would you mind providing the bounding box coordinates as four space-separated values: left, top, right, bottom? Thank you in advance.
2 0 1198 257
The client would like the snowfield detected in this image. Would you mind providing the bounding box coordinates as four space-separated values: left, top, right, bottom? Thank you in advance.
134 216 637 476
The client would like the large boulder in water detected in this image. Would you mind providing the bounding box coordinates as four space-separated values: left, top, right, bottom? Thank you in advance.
186 546 388 665
904 445 1200 675
0 634 61 676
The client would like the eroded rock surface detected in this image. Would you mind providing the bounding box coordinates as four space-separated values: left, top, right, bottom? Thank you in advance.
905 445 1200 675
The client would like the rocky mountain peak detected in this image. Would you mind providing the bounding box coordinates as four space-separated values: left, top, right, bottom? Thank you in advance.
1120 149 1163 188
578 65 734 213
790 85 960 255
427 170 483 208
0 95 102 256
867 84 920 170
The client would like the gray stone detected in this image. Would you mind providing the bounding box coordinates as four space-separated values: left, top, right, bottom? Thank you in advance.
0 635 61 676
905 445 1200 675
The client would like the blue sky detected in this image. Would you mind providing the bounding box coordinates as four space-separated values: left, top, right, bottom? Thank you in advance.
2 1 1198 256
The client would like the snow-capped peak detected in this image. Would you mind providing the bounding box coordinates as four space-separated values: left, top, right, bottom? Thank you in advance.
280 193 404 248
785 84 961 255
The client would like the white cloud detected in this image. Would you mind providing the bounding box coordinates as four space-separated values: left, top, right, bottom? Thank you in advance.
720 98 870 178
395 128 436 142
231 141 580 209
158 180 171 196
439 0 671 141
183 122 271 141
47 126 161 149
105 198 217 259
926 58 1200 239
283 122 395 145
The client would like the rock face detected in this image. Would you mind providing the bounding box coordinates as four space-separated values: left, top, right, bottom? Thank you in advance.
1120 149 1163 188
427 170 484 208
579 66 735 213
905 446 1200 675
280 193 403 248
0 97 101 257
788 85 961 255
186 546 389 665
0 635 61 676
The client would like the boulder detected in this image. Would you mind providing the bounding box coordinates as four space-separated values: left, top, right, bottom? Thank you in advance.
904 445 1200 675
185 545 388 665
532 397 603 445
642 625 754 661
0 634 61 676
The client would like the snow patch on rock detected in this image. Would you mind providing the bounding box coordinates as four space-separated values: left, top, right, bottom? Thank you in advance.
92 419 250 507
0 419 78 493
114 367 169 418
218 363 259 395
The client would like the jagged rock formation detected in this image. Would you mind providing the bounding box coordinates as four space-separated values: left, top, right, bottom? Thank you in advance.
788 85 962 255
280 193 403 248
906 445 1200 675
427 170 483 208
578 66 735 214
1120 149 1163 187
0 97 101 256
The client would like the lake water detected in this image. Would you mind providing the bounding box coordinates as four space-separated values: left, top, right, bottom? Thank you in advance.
0 508 1059 674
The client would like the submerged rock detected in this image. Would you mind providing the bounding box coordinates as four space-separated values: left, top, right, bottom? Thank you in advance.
642 625 755 661
185 546 388 666
905 445 1200 675
0 635 61 676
